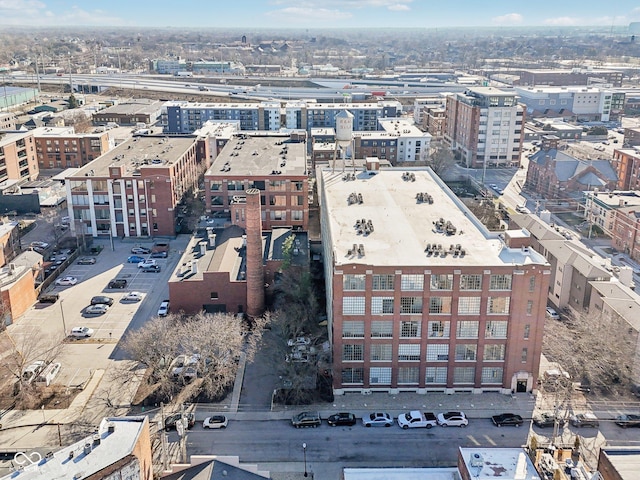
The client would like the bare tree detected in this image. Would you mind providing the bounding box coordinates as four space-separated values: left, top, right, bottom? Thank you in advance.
3 331 65 408
122 312 267 403
64 111 93 133
428 140 456 177
543 308 638 395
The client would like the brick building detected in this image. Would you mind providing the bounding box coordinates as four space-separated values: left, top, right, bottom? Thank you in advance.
318 166 550 394
32 126 111 169
612 206 640 261
444 87 525 168
66 135 209 238
92 98 163 126
612 147 640 190
203 132 309 231
526 136 617 200
0 131 39 183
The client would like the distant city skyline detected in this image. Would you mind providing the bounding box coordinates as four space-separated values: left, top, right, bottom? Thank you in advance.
1 0 640 29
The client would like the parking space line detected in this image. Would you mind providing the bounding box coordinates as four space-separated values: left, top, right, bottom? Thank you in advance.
483 435 497 446
467 435 481 446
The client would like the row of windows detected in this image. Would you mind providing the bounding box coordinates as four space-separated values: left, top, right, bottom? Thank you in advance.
341 366 504 385
209 180 304 192
344 273 519 291
342 343 507 362
343 320 519 340
343 296 510 315
342 343 505 362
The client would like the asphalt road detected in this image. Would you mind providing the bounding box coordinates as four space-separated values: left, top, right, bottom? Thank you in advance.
184 419 530 467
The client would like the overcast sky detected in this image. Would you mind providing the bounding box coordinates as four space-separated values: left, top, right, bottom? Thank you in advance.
1 0 640 29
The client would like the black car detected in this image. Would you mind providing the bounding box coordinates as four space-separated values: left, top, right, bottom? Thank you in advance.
108 279 127 289
327 412 357 427
492 413 524 427
291 411 321 428
91 296 114 306
615 414 640 428
38 293 60 303
142 265 161 273
533 412 565 428
164 412 195 431
151 251 168 258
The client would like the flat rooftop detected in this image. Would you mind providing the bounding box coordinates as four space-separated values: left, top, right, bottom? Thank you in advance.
320 167 547 268
96 98 163 116
0 130 32 147
587 190 640 207
72 135 197 178
378 118 427 137
459 448 540 480
1 417 146 480
207 135 307 177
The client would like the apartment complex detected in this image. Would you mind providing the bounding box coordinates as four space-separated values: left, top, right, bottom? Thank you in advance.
66 135 208 238
204 132 309 231
32 126 111 169
318 166 550 394
514 85 623 122
0 112 16 130
583 190 640 237
612 206 640 262
444 87 525 168
612 147 640 190
163 100 402 135
164 101 281 133
0 131 39 183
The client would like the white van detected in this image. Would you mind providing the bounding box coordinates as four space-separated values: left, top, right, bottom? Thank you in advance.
22 360 46 384
35 362 61 387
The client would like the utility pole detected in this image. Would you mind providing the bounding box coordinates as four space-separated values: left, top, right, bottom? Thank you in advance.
67 53 73 94
160 402 169 472
180 403 187 463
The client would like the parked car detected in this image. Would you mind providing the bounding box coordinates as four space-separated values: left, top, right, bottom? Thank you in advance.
138 259 157 269
437 411 469 427
362 412 393 427
492 413 524 427
55 276 78 286
142 265 161 273
38 293 59 303
122 292 143 302
164 412 195 431
287 336 311 347
127 255 145 264
71 326 94 338
291 411 321 428
77 257 96 265
150 251 168 258
326 412 357 427
546 307 560 320
397 411 438 429
85 304 109 316
570 413 599 428
533 412 565 428
34 362 61 387
158 300 170 317
91 296 114 306
108 279 127 289
615 414 640 428
203 415 228 429
131 246 151 254
22 360 46 384
30 241 49 249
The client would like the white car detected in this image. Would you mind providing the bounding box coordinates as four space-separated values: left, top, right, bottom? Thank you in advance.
362 412 393 427
203 415 228 429
55 276 78 286
437 411 468 427
138 259 157 269
71 326 94 337
546 307 560 320
123 291 143 302
158 300 170 317
287 336 311 347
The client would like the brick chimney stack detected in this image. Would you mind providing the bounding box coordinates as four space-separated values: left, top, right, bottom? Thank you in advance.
245 188 265 317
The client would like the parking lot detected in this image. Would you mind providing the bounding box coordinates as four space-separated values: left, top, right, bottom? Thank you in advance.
8 235 190 390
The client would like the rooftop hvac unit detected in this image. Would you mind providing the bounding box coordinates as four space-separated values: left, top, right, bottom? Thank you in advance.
470 452 484 468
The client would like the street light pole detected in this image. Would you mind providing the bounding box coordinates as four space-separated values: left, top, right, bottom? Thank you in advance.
302 443 307 477
60 299 67 337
